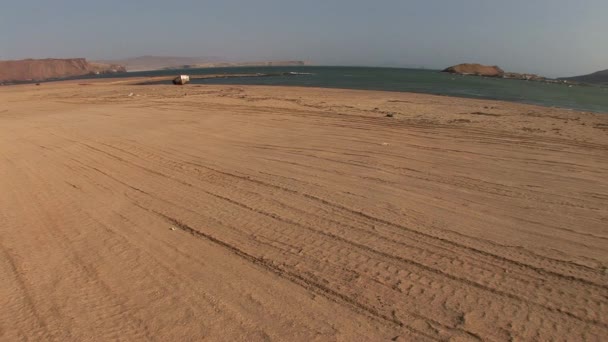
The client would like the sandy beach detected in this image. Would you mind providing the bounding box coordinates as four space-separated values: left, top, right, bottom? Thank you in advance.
1 80 607 341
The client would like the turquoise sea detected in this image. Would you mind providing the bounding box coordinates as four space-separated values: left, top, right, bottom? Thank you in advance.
102 66 608 113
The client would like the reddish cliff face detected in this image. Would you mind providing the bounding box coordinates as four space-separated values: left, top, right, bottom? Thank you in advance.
442 63 505 77
0 58 126 83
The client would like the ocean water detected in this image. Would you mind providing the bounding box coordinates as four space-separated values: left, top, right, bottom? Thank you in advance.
108 66 608 113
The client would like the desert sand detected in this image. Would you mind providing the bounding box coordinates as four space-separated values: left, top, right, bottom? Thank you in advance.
1 80 607 341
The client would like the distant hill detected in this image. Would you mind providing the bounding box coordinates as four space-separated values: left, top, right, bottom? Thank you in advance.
166 60 309 70
559 69 608 85
97 56 310 72
0 58 125 83
96 56 225 72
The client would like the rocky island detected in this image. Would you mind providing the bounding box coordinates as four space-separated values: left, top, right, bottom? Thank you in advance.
442 63 505 77
442 63 572 85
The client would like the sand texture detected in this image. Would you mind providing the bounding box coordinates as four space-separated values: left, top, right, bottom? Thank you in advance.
1 81 607 341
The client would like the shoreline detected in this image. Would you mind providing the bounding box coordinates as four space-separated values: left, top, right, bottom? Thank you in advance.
7 75 608 115
2 67 608 113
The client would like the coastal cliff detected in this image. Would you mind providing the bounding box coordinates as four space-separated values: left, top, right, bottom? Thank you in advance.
0 58 126 83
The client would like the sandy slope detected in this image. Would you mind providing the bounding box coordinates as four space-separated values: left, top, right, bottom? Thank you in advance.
1 81 607 341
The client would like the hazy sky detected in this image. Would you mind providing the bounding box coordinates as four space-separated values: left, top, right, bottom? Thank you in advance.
1 0 606 77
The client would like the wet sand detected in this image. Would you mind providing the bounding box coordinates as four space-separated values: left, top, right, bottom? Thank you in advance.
1 80 607 341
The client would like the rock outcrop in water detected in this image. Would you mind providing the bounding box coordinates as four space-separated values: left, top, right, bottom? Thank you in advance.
0 58 126 83
442 63 577 86
503 72 545 81
442 63 505 77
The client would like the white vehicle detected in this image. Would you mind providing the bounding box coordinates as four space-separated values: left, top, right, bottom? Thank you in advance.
172 75 190 85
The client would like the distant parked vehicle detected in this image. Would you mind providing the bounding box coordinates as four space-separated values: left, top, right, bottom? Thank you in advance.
172 75 190 85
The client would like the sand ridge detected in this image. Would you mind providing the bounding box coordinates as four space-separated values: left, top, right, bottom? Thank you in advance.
1 81 607 341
